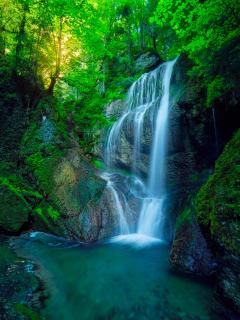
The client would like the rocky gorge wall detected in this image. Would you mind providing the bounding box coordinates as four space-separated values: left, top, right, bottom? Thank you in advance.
171 129 240 319
101 56 223 232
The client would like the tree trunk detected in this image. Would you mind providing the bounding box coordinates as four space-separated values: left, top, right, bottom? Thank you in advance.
47 16 63 95
14 10 26 75
140 22 145 51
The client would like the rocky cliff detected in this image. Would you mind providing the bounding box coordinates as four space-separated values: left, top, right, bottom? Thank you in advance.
171 130 240 319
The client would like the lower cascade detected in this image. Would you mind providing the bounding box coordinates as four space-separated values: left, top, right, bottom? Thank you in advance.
103 59 177 242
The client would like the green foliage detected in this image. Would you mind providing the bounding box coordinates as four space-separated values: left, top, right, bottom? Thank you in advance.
0 173 32 232
92 158 106 170
21 120 65 194
152 0 240 105
0 176 42 205
34 206 60 224
206 76 226 107
47 207 61 221
195 129 240 254
0 0 163 155
175 208 192 230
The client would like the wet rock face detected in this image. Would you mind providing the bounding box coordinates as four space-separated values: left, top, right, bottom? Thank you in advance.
62 187 120 242
105 57 217 182
53 148 106 215
36 147 121 242
134 52 161 73
170 214 217 278
105 100 126 119
172 130 240 319
12 112 122 242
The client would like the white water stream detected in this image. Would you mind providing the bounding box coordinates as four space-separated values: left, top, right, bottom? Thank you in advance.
103 59 177 243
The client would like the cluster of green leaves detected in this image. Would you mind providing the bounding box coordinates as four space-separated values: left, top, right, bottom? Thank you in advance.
152 0 240 106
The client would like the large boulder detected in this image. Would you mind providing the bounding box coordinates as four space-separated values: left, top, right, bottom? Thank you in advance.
170 210 217 278
105 99 126 119
134 51 161 73
50 148 119 241
19 116 120 241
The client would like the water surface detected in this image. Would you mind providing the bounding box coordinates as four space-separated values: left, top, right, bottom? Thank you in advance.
13 232 216 320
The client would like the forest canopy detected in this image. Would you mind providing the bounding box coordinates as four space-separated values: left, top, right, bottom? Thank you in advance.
1 0 240 139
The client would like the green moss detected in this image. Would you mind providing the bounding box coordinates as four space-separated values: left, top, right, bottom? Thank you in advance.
14 303 44 320
32 205 64 236
0 174 43 232
0 176 42 204
0 243 17 273
175 208 192 230
34 204 61 225
92 158 105 170
206 75 226 107
47 207 60 221
195 129 240 254
34 207 49 225
21 122 66 196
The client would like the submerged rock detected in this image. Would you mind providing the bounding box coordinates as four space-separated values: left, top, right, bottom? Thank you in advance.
0 236 45 319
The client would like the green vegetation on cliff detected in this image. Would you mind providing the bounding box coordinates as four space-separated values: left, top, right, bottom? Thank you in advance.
152 0 240 106
176 129 240 256
195 129 240 255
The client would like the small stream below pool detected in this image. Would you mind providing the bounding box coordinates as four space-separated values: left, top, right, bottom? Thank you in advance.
11 232 217 320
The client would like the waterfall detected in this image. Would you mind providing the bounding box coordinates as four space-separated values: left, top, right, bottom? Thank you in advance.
104 59 177 241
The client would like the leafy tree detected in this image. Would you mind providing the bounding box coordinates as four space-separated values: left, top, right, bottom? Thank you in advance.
152 0 240 105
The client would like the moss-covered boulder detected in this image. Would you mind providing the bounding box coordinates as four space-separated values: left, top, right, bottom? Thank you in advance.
19 115 119 241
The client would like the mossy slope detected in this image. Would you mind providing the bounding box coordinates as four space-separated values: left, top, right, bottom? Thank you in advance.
195 129 240 255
